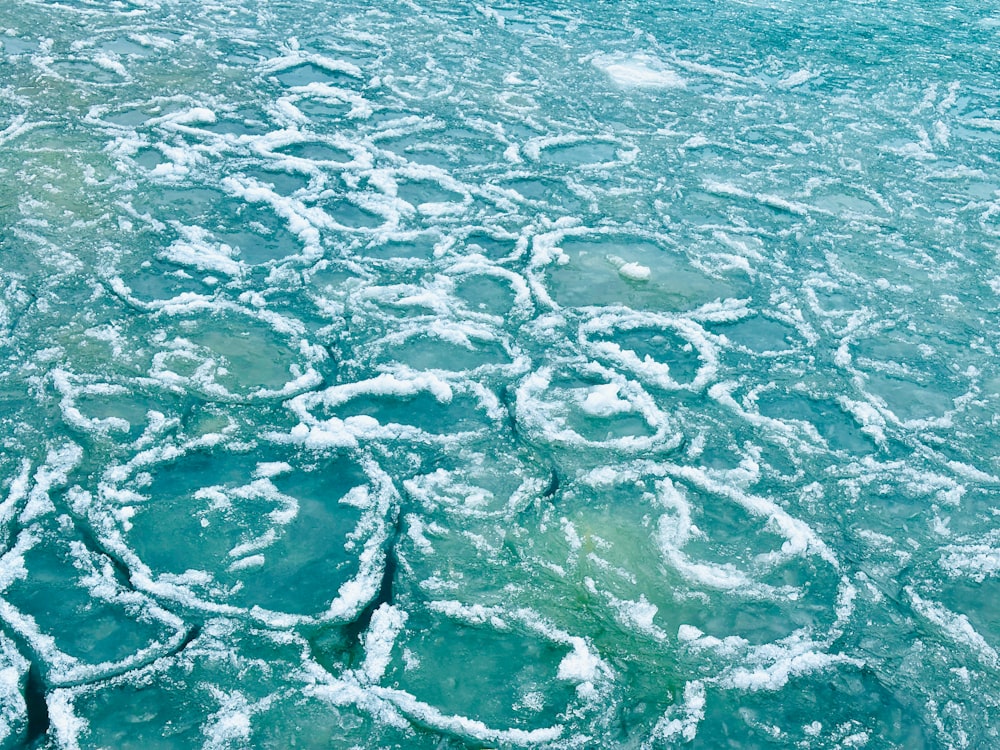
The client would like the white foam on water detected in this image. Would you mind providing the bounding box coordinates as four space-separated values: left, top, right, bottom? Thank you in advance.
373 686 564 746
588 582 668 641
579 383 632 417
557 639 603 683
680 624 863 694
0 459 31 530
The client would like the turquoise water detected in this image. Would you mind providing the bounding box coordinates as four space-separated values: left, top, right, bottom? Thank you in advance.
1 0 999 747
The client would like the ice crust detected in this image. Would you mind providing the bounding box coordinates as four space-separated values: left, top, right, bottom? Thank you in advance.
1 0 999 747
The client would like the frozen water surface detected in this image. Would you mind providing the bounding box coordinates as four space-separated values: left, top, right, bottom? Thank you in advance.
1 0 1000 747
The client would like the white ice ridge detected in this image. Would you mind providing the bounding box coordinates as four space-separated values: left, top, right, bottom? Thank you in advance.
589 52 686 89
20 444 83 524
645 681 705 745
939 541 1000 582
280 371 503 450
160 223 247 278
0 632 28 747
260 40 363 80
906 587 999 669
678 625 863 692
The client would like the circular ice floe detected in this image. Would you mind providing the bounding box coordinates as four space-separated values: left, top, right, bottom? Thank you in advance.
281 371 506 450
514 362 681 453
367 164 473 218
50 369 135 436
85 440 397 626
442 258 535 321
580 461 839 580
307 600 613 747
146 305 325 402
579 307 735 392
0 445 193 690
353 319 526 378
252 128 372 171
521 133 638 169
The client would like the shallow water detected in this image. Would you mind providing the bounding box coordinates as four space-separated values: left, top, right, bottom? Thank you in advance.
1 1 999 747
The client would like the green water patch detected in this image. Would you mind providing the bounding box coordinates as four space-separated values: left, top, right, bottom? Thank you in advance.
328 388 490 436
755 391 875 453
500 176 585 212
383 606 578 732
272 141 353 163
451 274 518 317
375 332 511 373
535 140 620 167
394 179 464 208
548 236 746 310
275 63 358 88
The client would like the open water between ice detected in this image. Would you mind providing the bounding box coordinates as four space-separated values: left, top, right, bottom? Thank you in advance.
1 0 1000 747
